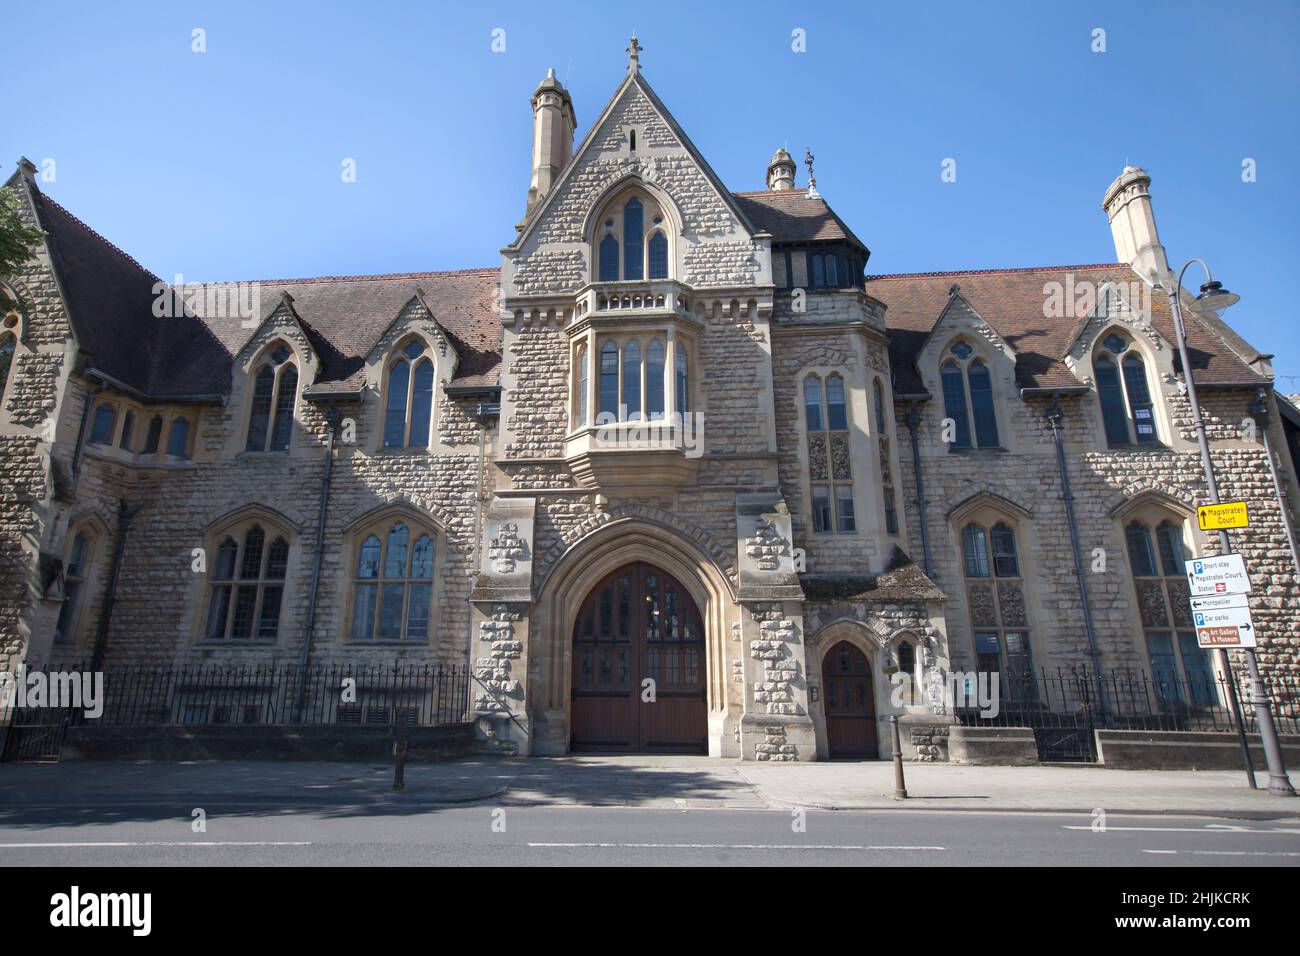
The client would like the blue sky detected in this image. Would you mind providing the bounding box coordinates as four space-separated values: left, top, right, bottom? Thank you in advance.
6 1 1299 385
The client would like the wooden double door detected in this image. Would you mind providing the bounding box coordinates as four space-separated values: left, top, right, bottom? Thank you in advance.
570 562 707 753
823 640 878 758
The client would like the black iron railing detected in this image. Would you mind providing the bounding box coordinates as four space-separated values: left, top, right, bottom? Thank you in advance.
3 662 469 729
953 666 1300 736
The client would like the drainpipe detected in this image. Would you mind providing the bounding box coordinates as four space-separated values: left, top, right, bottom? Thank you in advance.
903 401 933 577
465 409 486 691
90 498 140 671
1043 395 1107 715
294 403 339 717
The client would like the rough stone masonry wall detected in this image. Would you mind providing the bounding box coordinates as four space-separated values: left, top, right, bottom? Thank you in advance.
504 323 567 461
0 177 75 668
51 384 493 671
771 314 896 576
894 386 1300 681
510 84 759 295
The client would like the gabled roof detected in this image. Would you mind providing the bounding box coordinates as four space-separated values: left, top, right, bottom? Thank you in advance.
865 263 1269 396
509 67 758 249
25 180 230 399
19 177 502 400
732 190 869 252
208 269 502 396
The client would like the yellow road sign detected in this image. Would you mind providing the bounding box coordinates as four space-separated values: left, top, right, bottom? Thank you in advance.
1197 501 1249 531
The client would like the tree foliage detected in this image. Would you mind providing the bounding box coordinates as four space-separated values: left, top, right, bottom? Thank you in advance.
0 188 43 311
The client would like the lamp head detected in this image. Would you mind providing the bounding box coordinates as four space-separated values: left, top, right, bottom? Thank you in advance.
1195 280 1239 317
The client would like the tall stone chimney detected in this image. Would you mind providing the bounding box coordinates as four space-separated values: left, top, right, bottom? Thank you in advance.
1102 165 1170 283
526 69 576 216
766 148 796 191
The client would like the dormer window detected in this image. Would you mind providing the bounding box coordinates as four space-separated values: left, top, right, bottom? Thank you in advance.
940 341 999 450
1094 333 1158 447
246 342 298 452
383 338 435 449
594 192 671 282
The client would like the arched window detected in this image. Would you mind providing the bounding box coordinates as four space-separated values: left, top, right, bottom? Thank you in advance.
592 191 670 282
804 372 855 533
1124 516 1212 703
599 234 620 282
166 417 192 458
245 343 298 452
648 231 669 279
622 198 644 280
349 518 437 642
940 343 1000 449
54 530 92 644
873 379 886 435
383 339 435 448
960 518 1034 701
968 360 998 447
118 411 135 451
1094 334 1158 446
825 374 847 430
89 402 117 445
646 339 665 420
896 639 919 704
204 523 289 641
803 375 823 432
0 333 14 399
142 415 163 455
675 348 689 415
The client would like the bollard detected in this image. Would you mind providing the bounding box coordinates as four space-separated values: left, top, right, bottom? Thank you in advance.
890 715 908 799
392 730 409 792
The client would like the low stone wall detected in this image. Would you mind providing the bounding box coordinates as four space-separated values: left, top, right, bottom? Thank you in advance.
1096 729 1300 771
62 723 475 762
948 725 1038 766
899 714 955 762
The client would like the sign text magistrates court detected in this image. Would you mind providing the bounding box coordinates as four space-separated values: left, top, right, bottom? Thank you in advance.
1197 501 1250 531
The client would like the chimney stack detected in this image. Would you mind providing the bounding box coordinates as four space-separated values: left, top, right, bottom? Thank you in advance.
1102 165 1170 284
766 148 796 191
525 69 576 217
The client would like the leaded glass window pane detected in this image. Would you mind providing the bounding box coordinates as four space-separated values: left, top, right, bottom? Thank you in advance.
941 362 971 449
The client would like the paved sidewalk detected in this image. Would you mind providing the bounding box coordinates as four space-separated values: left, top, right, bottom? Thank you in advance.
1 756 1297 818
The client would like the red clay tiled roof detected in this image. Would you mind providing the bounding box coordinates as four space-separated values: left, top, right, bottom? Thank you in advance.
865 263 1268 395
27 180 502 398
732 190 868 249
215 269 503 394
29 185 231 398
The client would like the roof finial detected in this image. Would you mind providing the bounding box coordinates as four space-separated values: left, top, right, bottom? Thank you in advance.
627 34 643 73
804 147 818 197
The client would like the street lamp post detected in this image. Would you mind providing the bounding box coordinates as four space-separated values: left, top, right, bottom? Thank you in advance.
1165 259 1295 797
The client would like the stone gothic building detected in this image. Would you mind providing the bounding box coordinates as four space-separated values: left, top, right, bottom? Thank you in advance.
2 45 1297 760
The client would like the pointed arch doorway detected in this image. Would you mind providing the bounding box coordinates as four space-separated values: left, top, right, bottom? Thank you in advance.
570 561 707 753
822 640 878 758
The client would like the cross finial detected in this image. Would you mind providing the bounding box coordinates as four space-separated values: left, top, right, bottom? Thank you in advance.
804 147 818 197
627 35 643 73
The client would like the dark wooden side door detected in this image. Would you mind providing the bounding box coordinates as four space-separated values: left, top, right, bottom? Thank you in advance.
571 562 707 753
823 640 878 758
